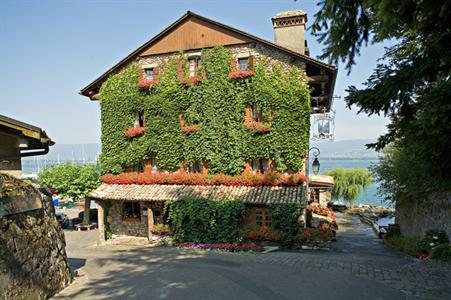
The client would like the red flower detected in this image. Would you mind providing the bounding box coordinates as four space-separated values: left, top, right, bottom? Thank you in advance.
180 76 202 85
243 121 270 133
230 70 254 80
138 79 158 89
124 127 145 139
181 124 199 134
100 171 306 186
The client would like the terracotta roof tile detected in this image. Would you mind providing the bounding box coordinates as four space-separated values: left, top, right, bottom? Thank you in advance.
90 184 305 205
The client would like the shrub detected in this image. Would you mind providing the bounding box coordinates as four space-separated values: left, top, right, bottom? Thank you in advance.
386 234 420 257
431 244 451 262
165 197 245 243
151 224 172 236
417 229 449 253
269 203 303 246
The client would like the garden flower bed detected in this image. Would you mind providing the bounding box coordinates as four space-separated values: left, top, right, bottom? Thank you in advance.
178 242 262 252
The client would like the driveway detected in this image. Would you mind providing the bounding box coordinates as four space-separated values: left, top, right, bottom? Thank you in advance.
53 214 451 300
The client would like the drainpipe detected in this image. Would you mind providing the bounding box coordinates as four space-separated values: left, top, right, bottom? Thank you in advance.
20 145 49 157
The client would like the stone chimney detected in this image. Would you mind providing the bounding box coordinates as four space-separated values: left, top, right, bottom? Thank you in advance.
272 10 308 55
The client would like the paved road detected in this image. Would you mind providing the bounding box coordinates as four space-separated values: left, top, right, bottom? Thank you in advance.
53 214 450 300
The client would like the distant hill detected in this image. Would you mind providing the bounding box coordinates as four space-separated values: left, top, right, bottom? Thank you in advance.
311 139 379 159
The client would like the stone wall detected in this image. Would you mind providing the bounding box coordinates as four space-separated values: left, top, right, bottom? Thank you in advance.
396 192 451 240
138 42 307 76
0 185 71 299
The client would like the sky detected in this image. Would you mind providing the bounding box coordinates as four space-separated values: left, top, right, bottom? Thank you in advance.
0 0 389 144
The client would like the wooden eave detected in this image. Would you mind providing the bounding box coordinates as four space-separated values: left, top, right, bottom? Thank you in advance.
0 114 54 149
80 11 337 109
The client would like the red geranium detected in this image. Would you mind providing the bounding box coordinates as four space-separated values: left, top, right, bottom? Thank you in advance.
138 79 158 89
230 70 254 80
243 121 270 133
124 127 145 139
181 124 199 134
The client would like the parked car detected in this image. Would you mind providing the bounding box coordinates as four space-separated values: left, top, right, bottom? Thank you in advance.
55 212 69 229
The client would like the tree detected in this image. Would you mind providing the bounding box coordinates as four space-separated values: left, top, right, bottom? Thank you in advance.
324 168 372 208
309 0 451 199
38 163 100 225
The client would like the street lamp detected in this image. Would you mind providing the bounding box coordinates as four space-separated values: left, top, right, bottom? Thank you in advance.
304 147 321 228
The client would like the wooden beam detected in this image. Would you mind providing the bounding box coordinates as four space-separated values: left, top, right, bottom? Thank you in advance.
308 75 329 83
147 207 154 241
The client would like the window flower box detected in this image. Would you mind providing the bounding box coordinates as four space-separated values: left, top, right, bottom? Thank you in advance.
181 124 199 134
230 70 254 80
180 75 202 85
243 121 270 133
124 127 145 139
138 79 158 89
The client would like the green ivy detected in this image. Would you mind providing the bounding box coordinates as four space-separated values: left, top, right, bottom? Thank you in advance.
269 203 303 246
165 197 246 243
99 46 310 174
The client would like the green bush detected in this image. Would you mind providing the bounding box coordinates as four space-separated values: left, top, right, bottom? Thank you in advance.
387 234 420 257
269 203 303 246
431 244 451 262
417 229 449 253
165 197 245 243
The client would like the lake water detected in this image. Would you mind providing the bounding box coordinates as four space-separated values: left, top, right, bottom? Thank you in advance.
317 158 391 208
23 157 389 207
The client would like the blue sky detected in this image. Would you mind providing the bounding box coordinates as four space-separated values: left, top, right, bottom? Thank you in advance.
0 0 389 144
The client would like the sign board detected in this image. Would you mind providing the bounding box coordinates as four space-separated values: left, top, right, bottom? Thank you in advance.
0 175 42 217
311 111 335 141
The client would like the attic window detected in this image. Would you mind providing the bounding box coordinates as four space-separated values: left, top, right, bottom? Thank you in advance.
151 157 158 172
134 111 145 128
132 161 145 173
144 68 154 80
238 58 249 71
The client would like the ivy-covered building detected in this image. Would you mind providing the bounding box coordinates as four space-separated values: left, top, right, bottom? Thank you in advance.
82 11 336 238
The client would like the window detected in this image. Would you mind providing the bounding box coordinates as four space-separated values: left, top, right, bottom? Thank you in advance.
188 161 203 173
144 68 154 80
238 57 249 71
256 208 271 226
151 157 158 172
134 111 145 128
132 161 145 173
188 58 201 78
154 209 163 224
122 202 141 220
251 159 269 174
251 104 262 122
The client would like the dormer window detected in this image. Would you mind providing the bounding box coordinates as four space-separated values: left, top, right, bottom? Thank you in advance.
134 111 145 128
144 68 154 80
132 161 145 173
251 159 269 174
238 57 249 71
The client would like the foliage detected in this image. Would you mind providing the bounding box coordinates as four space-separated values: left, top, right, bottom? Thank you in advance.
417 229 449 253
241 226 283 242
311 0 451 200
100 171 305 186
324 168 372 208
98 46 310 175
268 203 302 245
386 234 420 257
38 163 100 200
165 197 245 243
151 224 172 236
178 242 262 252
297 227 334 243
431 244 451 263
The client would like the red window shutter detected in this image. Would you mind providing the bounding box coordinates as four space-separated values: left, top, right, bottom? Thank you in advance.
230 58 237 72
177 58 184 80
248 55 254 71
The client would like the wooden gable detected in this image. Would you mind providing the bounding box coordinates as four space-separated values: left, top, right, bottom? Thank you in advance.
140 17 250 56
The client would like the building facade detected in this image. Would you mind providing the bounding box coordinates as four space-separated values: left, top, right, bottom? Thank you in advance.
82 11 336 238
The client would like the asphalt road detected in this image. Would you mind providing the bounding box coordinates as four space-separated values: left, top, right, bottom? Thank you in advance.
52 214 450 300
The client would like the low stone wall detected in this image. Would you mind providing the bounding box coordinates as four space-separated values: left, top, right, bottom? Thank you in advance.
396 192 451 240
0 189 71 299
